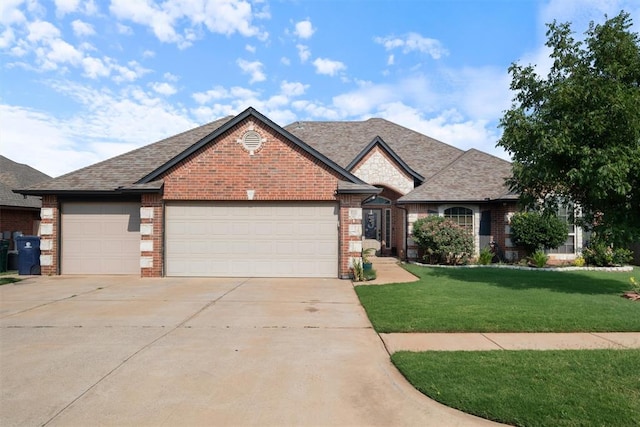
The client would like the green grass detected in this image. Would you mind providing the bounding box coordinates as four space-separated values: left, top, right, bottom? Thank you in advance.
355 265 640 332
392 349 640 427
0 276 20 285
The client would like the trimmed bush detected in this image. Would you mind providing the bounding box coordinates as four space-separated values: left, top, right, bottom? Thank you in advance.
509 211 567 255
412 216 474 265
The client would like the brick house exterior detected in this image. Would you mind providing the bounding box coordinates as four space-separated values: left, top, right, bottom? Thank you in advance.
0 156 52 251
20 106 554 278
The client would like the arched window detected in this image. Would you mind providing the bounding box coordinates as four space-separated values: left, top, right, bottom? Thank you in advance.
444 207 473 232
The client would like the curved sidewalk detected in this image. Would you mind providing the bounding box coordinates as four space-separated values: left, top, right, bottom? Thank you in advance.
360 257 640 352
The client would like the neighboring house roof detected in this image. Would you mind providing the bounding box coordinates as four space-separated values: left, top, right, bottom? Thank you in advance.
19 108 376 195
0 156 51 209
397 149 516 203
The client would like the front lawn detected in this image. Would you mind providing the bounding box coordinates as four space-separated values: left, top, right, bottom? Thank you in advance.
355 265 640 332
392 349 640 427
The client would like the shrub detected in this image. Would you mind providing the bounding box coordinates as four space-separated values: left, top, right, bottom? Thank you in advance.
477 247 494 265
412 216 474 265
351 259 364 282
509 211 568 255
573 256 586 267
583 240 633 267
530 250 549 268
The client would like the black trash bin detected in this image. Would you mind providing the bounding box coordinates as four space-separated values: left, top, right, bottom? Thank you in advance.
0 240 8 273
16 236 41 275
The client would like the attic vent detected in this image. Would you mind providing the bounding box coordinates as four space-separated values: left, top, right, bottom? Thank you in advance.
239 130 264 155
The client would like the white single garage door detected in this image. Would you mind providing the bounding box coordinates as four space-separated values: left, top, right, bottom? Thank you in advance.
166 202 338 277
61 202 140 274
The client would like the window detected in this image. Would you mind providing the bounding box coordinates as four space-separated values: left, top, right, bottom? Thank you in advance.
444 207 473 232
548 205 576 254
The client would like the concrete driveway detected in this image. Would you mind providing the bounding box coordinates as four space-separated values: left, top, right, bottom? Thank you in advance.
1 276 498 426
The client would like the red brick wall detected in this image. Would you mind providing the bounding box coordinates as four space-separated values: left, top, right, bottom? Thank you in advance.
163 119 341 201
40 195 58 275
0 208 40 250
490 201 525 261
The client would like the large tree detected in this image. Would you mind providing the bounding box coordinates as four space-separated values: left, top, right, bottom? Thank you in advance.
498 11 640 246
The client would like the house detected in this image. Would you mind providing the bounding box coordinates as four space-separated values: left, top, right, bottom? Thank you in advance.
18 107 577 278
0 156 52 251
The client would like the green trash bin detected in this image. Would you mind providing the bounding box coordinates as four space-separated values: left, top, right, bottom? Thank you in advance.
0 240 9 273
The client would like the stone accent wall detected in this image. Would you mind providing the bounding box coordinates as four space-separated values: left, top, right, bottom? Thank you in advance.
140 193 163 277
39 195 58 275
352 147 414 195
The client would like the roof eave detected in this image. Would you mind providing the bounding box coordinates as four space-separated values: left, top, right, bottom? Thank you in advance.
139 107 369 186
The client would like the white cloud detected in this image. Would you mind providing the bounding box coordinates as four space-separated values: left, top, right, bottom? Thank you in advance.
81 56 109 78
280 56 291 66
192 85 259 105
0 27 15 49
163 72 178 81
71 19 95 37
109 0 268 48
27 20 60 43
0 0 27 26
387 54 394 66
54 0 80 16
375 32 448 59
150 81 177 96
245 44 256 53
312 57 346 76
280 80 308 97
294 19 314 39
0 103 107 177
116 23 133 35
237 58 266 83
296 44 310 62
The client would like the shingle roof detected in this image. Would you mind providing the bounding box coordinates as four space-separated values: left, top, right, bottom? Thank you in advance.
17 108 513 202
397 149 515 202
0 156 52 208
19 116 234 193
284 118 463 181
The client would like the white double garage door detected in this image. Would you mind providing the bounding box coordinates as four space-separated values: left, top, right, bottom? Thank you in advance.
61 201 338 277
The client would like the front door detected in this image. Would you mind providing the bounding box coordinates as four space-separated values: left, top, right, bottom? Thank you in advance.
363 209 381 251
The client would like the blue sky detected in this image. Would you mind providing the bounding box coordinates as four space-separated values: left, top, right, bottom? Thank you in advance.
1 0 639 177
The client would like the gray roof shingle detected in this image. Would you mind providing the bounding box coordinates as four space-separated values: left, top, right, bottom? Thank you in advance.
0 156 52 208
284 118 464 181
19 116 234 193
398 149 516 202
17 109 513 202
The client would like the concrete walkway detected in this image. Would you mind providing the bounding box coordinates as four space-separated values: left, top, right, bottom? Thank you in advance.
361 256 640 352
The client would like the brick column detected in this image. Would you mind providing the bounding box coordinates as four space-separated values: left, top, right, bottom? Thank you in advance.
39 195 58 275
140 193 163 277
338 194 367 279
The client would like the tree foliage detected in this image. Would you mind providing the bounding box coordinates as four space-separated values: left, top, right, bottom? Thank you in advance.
509 211 568 255
498 11 640 246
412 216 474 265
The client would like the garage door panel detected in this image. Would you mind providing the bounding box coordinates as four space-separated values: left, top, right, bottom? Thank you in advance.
62 202 140 275
166 202 337 277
